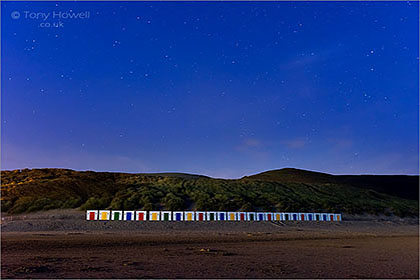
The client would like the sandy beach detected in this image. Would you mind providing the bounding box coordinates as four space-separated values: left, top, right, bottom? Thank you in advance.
1 210 418 278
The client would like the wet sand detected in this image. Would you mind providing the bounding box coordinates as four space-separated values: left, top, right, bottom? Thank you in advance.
1 211 419 278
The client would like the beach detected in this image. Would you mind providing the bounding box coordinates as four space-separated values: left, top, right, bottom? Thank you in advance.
1 210 418 278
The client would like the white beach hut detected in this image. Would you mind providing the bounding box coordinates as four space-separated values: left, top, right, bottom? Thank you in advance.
111 210 123 220
161 211 172 221
217 211 228 221
237 212 247 221
99 210 110 221
184 211 195 221
123 211 135 221
195 211 206 221
247 212 257 221
149 211 160 221
227 212 237 221
86 210 98 220
206 211 218 221
173 211 184 221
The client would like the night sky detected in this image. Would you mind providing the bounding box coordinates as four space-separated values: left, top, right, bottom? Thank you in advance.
2 1 419 178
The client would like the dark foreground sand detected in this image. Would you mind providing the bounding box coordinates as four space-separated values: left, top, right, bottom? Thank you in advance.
1 210 419 279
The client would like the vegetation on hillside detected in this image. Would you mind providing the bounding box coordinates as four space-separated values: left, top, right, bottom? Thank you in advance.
246 168 419 200
1 168 418 217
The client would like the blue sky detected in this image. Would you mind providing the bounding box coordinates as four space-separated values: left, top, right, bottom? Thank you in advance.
1 1 419 178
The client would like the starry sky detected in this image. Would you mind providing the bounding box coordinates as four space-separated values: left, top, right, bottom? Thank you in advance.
1 1 419 178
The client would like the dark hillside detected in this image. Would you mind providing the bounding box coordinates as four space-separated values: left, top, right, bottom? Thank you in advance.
336 175 419 201
245 168 419 200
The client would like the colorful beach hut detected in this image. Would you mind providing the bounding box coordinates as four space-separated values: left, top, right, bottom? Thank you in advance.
184 211 195 221
86 210 98 220
111 210 123 220
217 212 227 221
173 211 184 221
256 212 266 221
227 212 237 221
206 211 218 221
123 211 135 221
195 211 206 221
265 213 274 221
306 213 313 221
135 211 147 221
247 212 256 221
149 211 160 221
161 211 172 221
238 212 247 221
99 210 110 221
298 213 306 221
87 210 341 223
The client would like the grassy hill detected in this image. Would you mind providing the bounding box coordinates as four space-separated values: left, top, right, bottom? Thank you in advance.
245 168 419 200
1 168 418 217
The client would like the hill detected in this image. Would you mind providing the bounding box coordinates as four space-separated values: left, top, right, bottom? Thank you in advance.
245 168 419 200
1 168 418 217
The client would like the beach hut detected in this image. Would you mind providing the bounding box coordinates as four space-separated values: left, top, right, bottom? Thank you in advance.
247 212 256 221
123 211 135 221
196 211 206 221
184 211 195 221
265 213 274 221
173 211 184 221
283 213 290 221
227 212 237 221
136 211 147 221
238 212 247 221
322 213 328 221
335 214 342 221
256 212 266 221
313 213 321 221
291 213 299 221
306 213 313 221
273 212 282 221
86 210 98 220
206 211 218 221
298 213 306 221
99 210 110 221
149 211 160 221
217 212 227 221
111 210 123 220
161 211 172 221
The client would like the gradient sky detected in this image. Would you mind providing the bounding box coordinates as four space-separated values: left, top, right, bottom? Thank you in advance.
1 1 419 178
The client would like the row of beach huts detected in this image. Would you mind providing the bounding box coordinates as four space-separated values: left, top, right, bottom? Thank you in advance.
86 210 342 222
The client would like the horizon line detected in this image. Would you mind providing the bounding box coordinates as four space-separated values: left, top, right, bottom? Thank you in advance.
1 166 419 179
